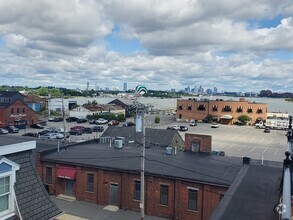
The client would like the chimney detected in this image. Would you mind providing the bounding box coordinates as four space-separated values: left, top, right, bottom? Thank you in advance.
242 156 251 165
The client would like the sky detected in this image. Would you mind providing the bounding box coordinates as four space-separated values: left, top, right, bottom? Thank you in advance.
0 0 293 93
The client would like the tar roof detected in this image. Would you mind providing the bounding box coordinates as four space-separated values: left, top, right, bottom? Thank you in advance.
42 139 243 186
0 91 22 97
102 126 183 148
0 135 68 152
210 163 282 220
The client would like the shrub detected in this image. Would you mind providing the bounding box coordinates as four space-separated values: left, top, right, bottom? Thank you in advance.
155 116 160 123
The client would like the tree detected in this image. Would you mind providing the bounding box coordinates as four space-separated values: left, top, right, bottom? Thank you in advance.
36 87 49 96
154 116 160 123
237 115 251 123
50 88 62 97
204 114 214 123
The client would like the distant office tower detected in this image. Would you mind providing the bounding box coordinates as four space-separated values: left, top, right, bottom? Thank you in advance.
86 82 89 91
194 85 198 95
171 88 176 93
198 85 203 94
213 87 218 94
105 87 109 91
206 88 212 95
123 82 127 92
95 82 98 91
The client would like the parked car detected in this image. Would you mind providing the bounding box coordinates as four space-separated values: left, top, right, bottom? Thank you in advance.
38 130 52 136
22 132 38 137
66 117 79 122
30 124 45 129
83 127 93 134
95 118 108 124
92 126 104 132
234 121 245 126
264 128 271 133
108 120 119 126
69 129 83 135
211 123 219 128
88 119 96 124
40 133 57 139
211 150 225 156
0 128 8 134
53 117 63 122
167 125 180 130
190 121 197 126
77 118 88 123
38 120 47 126
122 122 135 127
59 131 70 138
48 117 55 122
70 126 85 132
179 126 188 131
5 126 19 133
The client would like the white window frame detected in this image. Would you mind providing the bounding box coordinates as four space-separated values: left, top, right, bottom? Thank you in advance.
0 158 19 219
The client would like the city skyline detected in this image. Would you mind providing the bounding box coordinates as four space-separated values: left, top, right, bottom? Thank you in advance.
0 1 293 92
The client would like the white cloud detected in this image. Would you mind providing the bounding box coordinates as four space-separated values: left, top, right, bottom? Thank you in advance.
0 0 292 92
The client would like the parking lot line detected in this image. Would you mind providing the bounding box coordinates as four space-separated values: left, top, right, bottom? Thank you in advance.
238 145 246 151
249 138 255 143
274 149 279 156
259 138 264 143
280 139 284 146
262 148 267 154
249 146 256 152
226 146 233 150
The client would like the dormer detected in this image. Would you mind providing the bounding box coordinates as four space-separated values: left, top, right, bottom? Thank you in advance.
0 157 20 219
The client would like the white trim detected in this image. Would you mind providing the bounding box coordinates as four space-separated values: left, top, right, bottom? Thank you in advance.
0 158 20 171
187 186 199 191
0 141 35 156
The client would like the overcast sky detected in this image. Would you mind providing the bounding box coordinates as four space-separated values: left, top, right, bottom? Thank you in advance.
0 0 293 92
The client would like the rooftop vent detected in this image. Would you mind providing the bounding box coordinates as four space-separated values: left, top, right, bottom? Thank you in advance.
115 140 123 149
116 136 125 145
165 147 173 155
242 156 251 165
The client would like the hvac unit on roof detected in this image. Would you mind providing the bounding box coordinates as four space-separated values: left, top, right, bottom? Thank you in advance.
116 136 125 145
165 147 173 155
114 139 123 149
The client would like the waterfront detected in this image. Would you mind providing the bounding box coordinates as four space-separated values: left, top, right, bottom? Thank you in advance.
50 95 293 116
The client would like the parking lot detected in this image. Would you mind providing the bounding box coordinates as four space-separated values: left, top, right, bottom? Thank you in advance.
5 114 288 162
156 122 288 162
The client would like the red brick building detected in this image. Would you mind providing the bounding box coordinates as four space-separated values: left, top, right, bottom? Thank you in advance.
0 99 38 127
176 98 267 124
36 128 244 220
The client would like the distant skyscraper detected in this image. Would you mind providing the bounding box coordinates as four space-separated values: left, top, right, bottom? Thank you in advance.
198 85 203 94
194 85 198 95
123 82 127 92
213 87 218 94
86 82 89 91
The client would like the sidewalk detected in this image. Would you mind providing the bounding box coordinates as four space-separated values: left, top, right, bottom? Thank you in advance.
51 196 169 220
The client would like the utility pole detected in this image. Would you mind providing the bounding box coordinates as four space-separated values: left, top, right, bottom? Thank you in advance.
62 96 66 141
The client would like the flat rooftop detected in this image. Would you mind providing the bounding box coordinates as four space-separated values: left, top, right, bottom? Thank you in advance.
41 138 262 186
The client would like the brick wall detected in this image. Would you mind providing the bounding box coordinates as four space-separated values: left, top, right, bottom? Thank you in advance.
38 161 227 219
0 100 38 127
184 133 212 153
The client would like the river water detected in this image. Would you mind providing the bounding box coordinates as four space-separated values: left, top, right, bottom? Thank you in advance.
50 96 293 116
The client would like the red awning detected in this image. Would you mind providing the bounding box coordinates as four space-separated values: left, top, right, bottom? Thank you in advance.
56 167 76 180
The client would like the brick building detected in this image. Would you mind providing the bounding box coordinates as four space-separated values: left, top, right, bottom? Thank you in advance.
36 127 245 220
176 98 267 124
0 91 39 127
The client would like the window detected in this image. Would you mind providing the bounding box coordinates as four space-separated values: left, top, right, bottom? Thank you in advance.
222 106 232 112
86 173 94 192
197 105 206 111
22 108 25 113
16 108 19 114
188 189 198 211
10 109 13 114
191 142 200 152
160 185 168 206
212 105 218 112
178 105 183 110
257 107 263 114
247 107 253 113
45 167 52 184
187 105 192 110
0 176 10 213
134 180 140 200
236 106 243 113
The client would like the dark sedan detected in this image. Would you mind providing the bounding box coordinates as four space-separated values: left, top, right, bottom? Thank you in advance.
30 124 45 129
